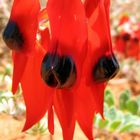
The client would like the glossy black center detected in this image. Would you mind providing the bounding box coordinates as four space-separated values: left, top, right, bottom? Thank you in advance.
93 55 119 82
2 20 24 50
41 53 76 88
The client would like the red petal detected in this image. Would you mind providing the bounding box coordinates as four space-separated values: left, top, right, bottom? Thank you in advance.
91 1 111 56
48 106 54 135
83 36 106 116
84 0 98 18
88 5 99 27
119 15 130 25
91 83 106 116
135 29 140 41
104 0 110 25
10 0 40 52
12 52 27 94
86 0 113 80
46 0 88 83
10 0 40 93
104 0 112 47
114 36 127 55
84 1 109 116
127 39 139 59
76 79 95 140
54 90 75 140
21 47 53 131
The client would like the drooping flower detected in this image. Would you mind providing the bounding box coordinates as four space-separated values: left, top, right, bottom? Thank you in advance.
76 2 119 138
3 0 119 140
2 0 40 93
114 15 140 60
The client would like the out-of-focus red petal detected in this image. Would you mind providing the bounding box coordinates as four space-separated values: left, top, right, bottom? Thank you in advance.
135 30 140 41
48 106 54 134
127 39 139 59
114 36 127 55
114 32 140 59
12 52 27 94
21 47 53 131
46 0 88 83
76 79 95 140
54 90 75 140
119 15 130 25
84 0 98 18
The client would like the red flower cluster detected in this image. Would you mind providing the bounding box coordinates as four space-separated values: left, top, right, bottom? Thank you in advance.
114 15 140 60
3 0 119 139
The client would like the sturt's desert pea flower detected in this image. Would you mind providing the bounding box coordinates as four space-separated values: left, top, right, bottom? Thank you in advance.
3 0 119 139
114 15 140 60
2 0 40 93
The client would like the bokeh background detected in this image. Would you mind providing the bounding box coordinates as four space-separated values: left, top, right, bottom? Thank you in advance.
0 0 140 140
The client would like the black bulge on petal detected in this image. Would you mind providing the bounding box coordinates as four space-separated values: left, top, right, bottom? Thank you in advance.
2 20 24 50
41 53 76 88
93 54 119 83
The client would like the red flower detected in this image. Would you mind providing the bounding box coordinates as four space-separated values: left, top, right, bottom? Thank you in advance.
114 15 140 60
3 0 40 93
3 0 119 139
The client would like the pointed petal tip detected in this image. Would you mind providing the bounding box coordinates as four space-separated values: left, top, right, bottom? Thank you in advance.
48 107 54 135
22 119 37 132
49 129 54 135
11 85 18 94
22 123 30 132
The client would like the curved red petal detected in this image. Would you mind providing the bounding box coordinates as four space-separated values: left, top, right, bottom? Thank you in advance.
76 79 95 140
46 0 88 83
48 106 54 135
86 0 113 80
91 1 111 56
83 38 106 116
85 0 110 116
91 83 106 116
104 0 112 47
10 0 40 93
54 90 75 140
21 48 53 131
10 0 40 52
12 52 27 94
